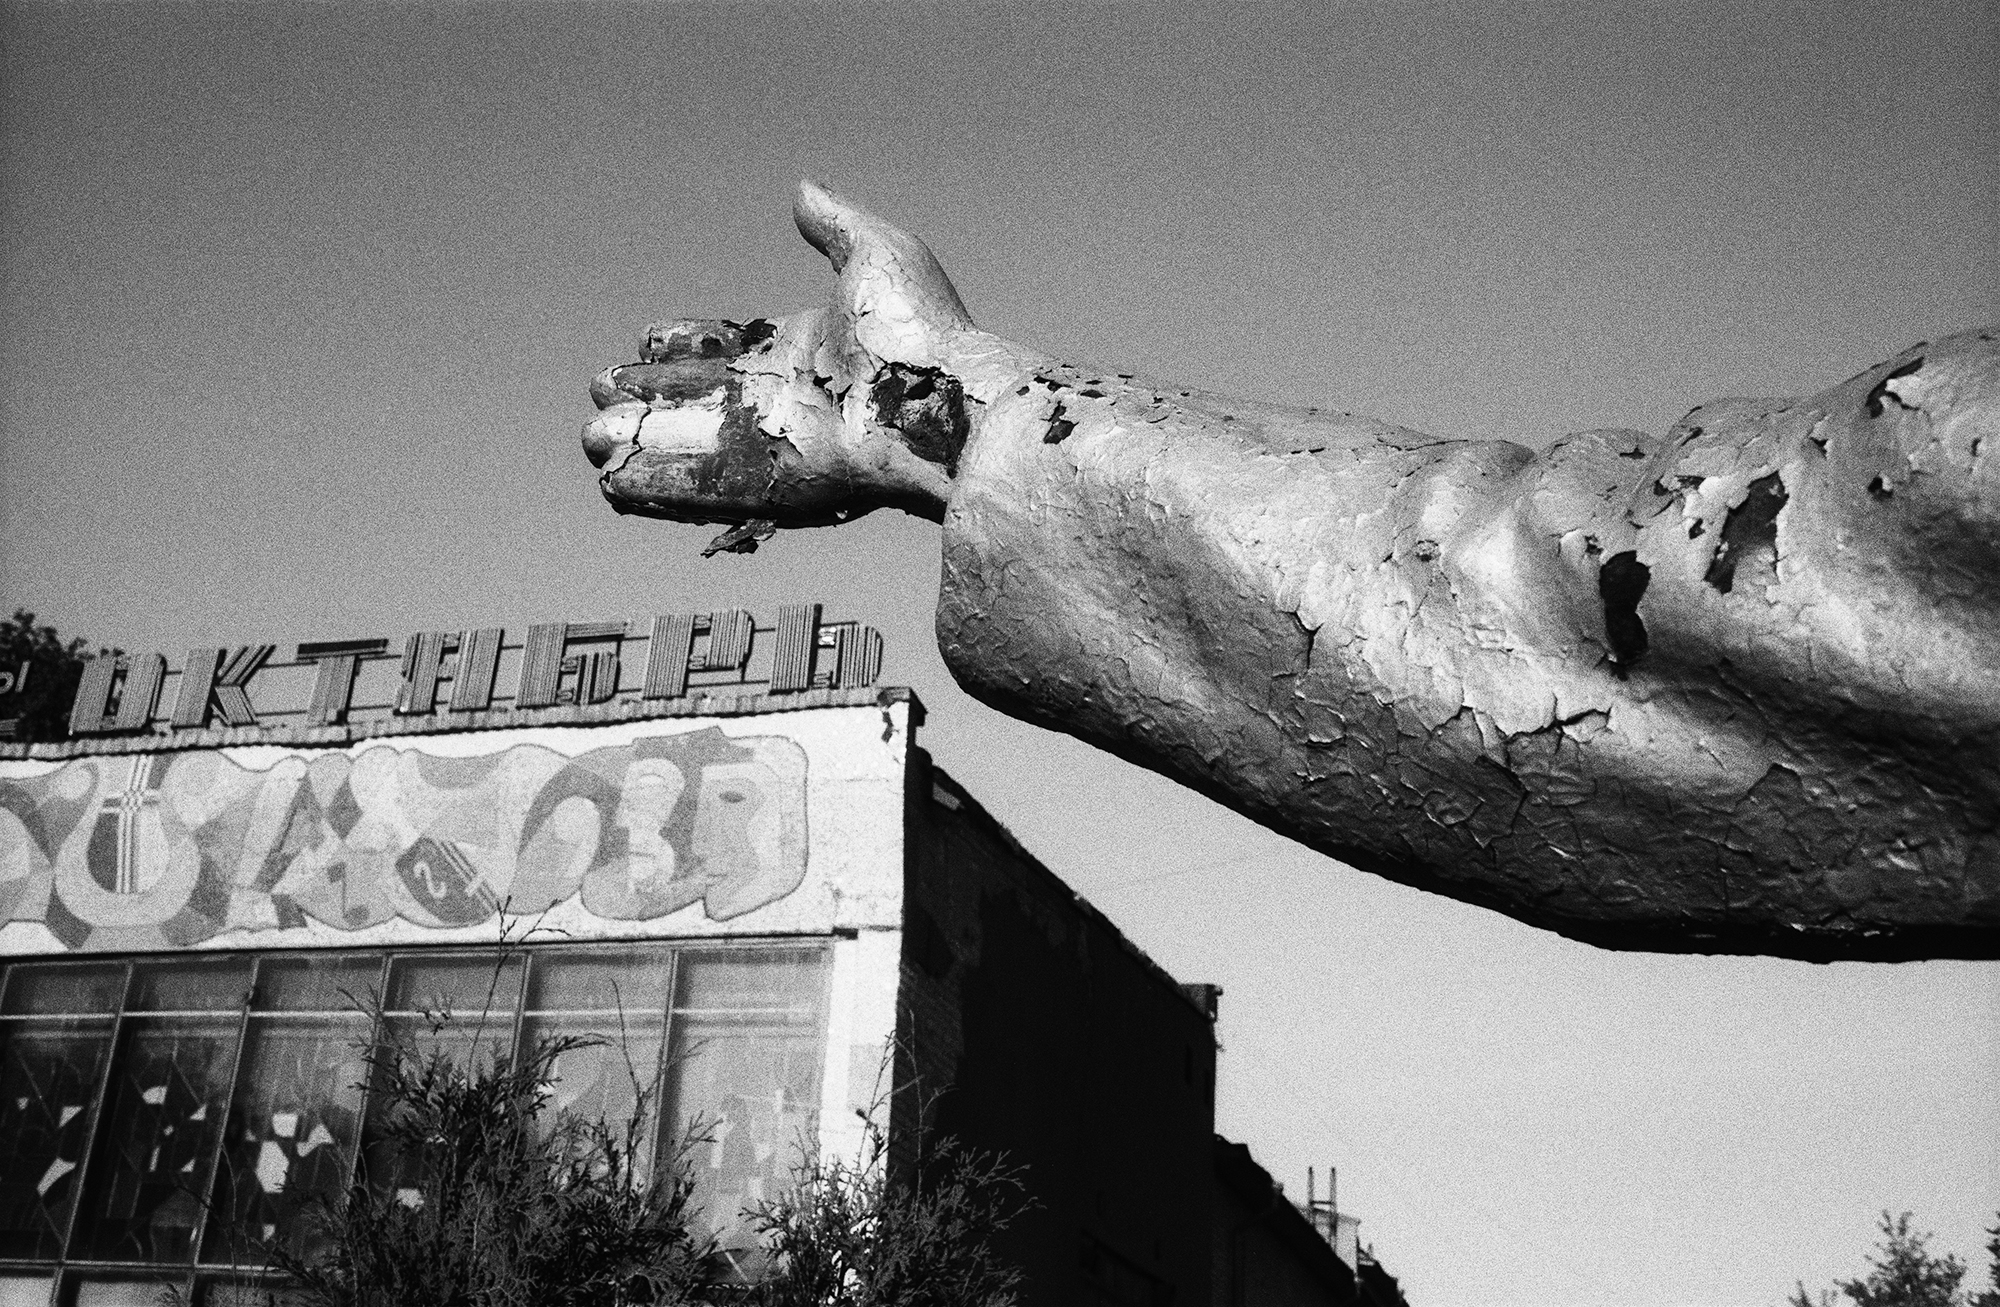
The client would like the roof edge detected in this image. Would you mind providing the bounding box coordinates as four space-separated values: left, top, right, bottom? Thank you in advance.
923 758 1216 1024
0 686 921 761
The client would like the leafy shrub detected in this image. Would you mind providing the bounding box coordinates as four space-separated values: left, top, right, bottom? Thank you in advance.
267 1018 715 1307
746 1090 1030 1307
195 1004 1029 1307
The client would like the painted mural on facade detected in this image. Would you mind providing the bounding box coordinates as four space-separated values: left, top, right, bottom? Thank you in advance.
0 726 808 951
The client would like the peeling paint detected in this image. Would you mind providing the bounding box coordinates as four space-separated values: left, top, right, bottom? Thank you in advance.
871 362 971 473
1044 403 1076 445
1597 552 1650 669
1702 473 1788 595
1865 356 1924 417
580 182 2000 962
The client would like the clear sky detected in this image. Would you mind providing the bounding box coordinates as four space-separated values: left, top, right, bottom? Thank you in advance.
2 2 1996 1303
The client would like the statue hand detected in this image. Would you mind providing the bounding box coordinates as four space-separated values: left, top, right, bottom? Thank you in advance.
583 181 1037 553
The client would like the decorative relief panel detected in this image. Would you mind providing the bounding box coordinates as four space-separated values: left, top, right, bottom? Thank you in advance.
0 723 810 953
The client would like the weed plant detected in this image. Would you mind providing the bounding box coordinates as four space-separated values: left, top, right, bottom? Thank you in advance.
191 994 1028 1307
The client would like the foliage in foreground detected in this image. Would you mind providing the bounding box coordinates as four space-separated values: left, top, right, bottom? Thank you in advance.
748 1100 1031 1307
1791 1211 2000 1307
212 1011 1030 1307
270 1024 714 1307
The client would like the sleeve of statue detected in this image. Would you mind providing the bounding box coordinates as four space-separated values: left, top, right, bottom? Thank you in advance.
585 182 2000 961
935 324 1999 962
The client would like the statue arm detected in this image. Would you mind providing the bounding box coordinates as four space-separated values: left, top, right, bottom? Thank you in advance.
584 182 2000 960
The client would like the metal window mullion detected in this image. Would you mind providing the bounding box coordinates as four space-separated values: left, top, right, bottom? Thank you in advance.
506 949 529 1065
651 946 682 1169
189 959 258 1273
345 953 396 1195
632 945 677 1172
51 958 132 1279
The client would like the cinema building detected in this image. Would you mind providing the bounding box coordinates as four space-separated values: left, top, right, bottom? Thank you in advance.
0 607 1404 1306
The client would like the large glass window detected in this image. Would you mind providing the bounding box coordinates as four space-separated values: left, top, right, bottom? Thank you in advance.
0 942 828 1306
665 950 827 1255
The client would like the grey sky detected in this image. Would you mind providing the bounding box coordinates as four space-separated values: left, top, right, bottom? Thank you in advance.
3 1 1996 1302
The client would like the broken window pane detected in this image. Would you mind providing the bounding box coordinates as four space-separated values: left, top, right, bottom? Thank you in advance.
200 1016 368 1266
70 1019 238 1264
0 1022 114 1258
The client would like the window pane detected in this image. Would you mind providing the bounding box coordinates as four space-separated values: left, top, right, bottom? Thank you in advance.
201 1018 368 1266
64 1279 180 1307
661 951 827 1248
525 948 672 1015
70 1019 239 1263
664 1016 821 1243
671 949 824 1013
518 950 674 1158
358 1011 514 1203
129 961 250 1014
251 956 381 1014
0 1275 54 1307
2 963 126 1017
383 953 522 1017
518 1017 665 1147
0 1023 113 1258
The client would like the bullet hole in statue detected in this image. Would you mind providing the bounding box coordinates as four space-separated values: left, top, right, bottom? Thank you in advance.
1703 473 1788 595
1598 551 1652 673
1865 356 1923 418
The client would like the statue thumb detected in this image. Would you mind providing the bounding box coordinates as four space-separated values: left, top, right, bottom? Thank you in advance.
794 179 975 360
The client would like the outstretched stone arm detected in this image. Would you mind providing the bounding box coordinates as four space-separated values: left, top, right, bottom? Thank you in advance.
582 182 2000 961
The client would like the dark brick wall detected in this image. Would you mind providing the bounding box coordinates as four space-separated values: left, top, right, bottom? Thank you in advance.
896 749 1218 1306
1211 1137 1359 1307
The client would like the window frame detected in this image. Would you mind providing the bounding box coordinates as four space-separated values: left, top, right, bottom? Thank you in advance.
0 938 831 1307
